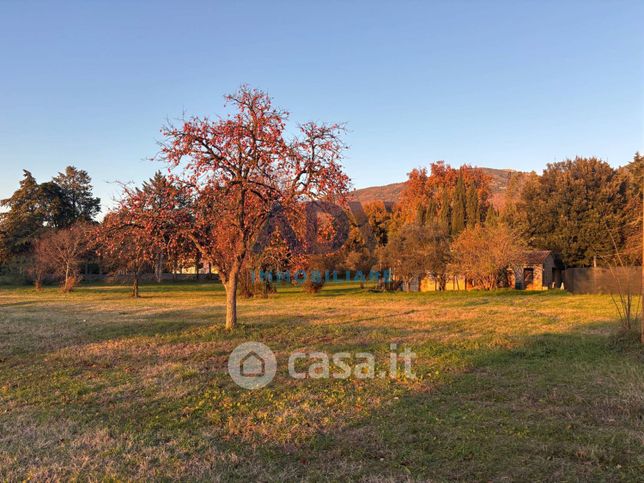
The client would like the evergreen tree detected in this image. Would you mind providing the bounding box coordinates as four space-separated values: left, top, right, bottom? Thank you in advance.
53 166 101 225
0 171 49 261
397 162 491 235
138 171 175 208
465 184 480 227
415 205 427 225
364 201 391 247
499 171 528 229
451 174 466 235
519 157 627 267
437 188 451 234
39 181 69 228
619 152 644 263
425 198 437 226
485 205 499 226
0 167 101 267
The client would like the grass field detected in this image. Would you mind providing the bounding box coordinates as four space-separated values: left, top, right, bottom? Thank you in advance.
0 282 642 481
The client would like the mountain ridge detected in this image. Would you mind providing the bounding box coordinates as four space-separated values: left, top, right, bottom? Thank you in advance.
349 167 528 207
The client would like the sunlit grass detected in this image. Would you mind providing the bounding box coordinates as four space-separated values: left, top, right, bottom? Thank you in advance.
0 282 642 480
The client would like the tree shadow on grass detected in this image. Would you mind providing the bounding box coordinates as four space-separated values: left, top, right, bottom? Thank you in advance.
238 325 643 481
73 283 224 296
0 300 37 308
2 286 641 480
0 305 228 361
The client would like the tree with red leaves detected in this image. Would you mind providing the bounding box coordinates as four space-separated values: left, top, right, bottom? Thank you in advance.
100 174 191 297
98 210 158 298
153 86 349 329
450 223 524 290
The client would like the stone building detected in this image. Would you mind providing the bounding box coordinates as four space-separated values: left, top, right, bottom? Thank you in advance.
511 250 564 290
396 250 565 292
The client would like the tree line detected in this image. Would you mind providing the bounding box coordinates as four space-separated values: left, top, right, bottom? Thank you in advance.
372 153 643 291
1 86 641 330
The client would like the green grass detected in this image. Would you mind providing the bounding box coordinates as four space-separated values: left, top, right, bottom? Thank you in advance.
0 282 642 481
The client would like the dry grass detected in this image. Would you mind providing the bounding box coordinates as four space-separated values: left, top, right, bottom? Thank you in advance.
0 282 642 481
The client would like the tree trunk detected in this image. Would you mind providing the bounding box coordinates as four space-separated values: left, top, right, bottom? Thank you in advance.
155 254 163 283
63 264 71 293
132 274 140 298
225 270 238 330
34 273 43 291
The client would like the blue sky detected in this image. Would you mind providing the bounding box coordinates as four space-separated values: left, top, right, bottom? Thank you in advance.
1 0 642 212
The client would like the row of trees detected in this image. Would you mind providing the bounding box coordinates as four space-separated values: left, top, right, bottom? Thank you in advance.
0 167 100 265
378 221 523 292
1 87 350 330
369 153 642 295
397 162 491 235
388 154 643 270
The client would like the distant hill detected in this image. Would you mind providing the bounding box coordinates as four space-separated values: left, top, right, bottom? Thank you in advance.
349 167 529 208
348 181 407 204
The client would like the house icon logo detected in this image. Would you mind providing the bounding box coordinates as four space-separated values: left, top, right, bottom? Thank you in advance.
240 351 265 377
228 342 277 389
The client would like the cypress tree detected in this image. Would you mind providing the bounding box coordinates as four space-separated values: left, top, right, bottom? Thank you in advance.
451 175 466 235
465 185 479 227
425 198 437 226
485 205 499 226
437 189 451 234
415 205 426 225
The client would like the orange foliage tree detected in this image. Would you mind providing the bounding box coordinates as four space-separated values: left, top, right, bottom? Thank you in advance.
97 211 160 297
150 87 349 329
449 223 524 290
99 174 193 297
397 162 491 236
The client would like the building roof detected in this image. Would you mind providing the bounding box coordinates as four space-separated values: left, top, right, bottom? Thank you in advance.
522 250 553 265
